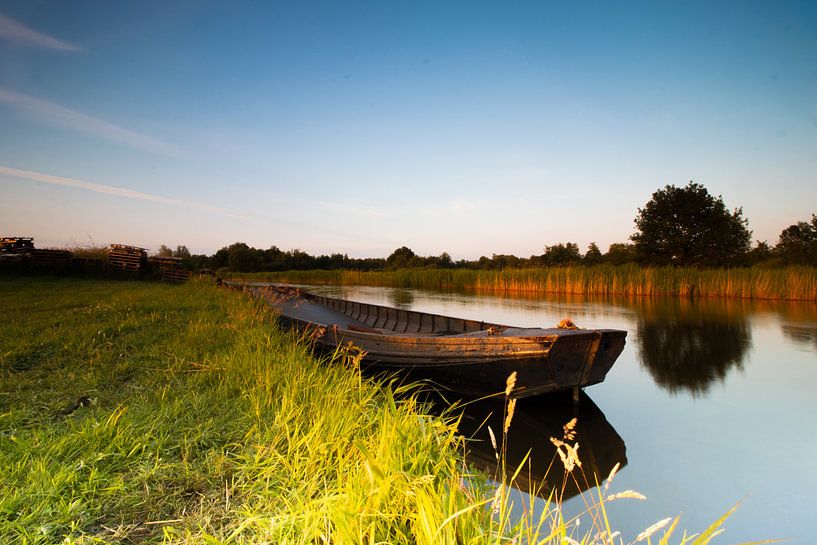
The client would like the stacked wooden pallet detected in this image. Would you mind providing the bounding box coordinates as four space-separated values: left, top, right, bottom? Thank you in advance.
148 255 182 269
148 255 192 282
1 237 35 254
161 268 192 282
72 256 106 267
108 244 146 271
30 249 72 265
70 256 105 274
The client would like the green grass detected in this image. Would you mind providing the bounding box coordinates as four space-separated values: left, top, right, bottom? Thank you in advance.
0 277 757 544
228 264 817 300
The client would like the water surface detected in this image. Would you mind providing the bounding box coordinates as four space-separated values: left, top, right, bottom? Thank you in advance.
302 285 817 543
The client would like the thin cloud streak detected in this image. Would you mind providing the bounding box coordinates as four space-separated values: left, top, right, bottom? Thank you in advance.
316 200 388 217
0 88 179 156
0 165 255 222
0 12 81 51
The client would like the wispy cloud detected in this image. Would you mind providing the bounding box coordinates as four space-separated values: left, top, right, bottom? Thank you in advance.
0 88 179 156
316 200 388 217
421 199 488 217
450 200 486 214
0 164 255 222
0 12 81 52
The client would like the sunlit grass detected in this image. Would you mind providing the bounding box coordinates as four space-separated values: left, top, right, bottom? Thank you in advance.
229 264 817 300
0 277 763 543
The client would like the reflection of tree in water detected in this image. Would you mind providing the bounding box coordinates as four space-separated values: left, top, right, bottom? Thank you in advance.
637 300 751 396
387 288 415 309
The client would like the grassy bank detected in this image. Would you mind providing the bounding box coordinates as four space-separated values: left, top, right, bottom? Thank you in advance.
227 264 817 300
1 277 745 544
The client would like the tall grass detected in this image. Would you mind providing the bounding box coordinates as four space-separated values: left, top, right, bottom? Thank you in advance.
0 277 757 543
228 264 817 300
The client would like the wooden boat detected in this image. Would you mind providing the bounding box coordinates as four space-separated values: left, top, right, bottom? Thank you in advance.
234 282 627 399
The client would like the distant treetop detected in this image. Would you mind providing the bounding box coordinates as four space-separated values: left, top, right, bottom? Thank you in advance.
631 181 751 267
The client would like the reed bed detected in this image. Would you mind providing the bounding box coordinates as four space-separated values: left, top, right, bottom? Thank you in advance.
1 277 752 544
230 264 817 300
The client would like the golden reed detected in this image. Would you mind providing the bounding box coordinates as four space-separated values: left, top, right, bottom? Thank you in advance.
230 264 817 301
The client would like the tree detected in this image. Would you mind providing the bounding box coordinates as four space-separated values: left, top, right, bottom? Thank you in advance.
157 244 173 257
584 242 602 265
173 245 191 259
386 246 416 269
746 240 774 265
491 254 520 270
631 181 751 267
541 242 581 266
604 243 638 265
776 214 817 265
226 242 262 272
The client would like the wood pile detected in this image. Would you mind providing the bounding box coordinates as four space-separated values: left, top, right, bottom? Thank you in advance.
161 268 192 282
1 237 35 254
30 249 72 265
148 255 192 282
1 237 196 282
108 244 146 271
72 256 105 265
71 256 106 271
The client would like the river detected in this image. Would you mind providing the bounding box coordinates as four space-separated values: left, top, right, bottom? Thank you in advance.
300 284 816 543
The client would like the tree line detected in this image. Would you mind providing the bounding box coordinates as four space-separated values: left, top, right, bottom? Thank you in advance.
166 182 816 272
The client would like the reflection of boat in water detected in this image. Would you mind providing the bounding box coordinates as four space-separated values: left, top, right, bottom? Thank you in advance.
232 282 627 399
441 392 627 500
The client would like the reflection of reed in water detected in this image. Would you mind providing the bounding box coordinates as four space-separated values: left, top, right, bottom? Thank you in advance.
430 392 626 501
636 298 751 396
782 323 817 349
779 302 817 350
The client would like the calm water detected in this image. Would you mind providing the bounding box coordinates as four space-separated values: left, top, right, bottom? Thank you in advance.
302 284 817 543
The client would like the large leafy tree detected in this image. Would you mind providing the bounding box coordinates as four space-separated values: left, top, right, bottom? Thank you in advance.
386 246 416 269
631 182 751 266
776 214 817 265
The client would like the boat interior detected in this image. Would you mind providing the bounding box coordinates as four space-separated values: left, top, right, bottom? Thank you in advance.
253 284 496 335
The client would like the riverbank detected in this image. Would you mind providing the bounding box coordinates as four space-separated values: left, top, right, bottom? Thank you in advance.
1 277 741 544
226 264 817 301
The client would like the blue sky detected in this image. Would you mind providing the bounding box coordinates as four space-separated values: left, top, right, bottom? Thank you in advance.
1 1 816 258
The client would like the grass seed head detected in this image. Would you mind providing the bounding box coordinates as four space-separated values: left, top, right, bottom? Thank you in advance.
550 437 582 473
606 490 647 502
504 371 518 396
488 425 498 459
633 517 672 543
503 398 517 433
604 462 621 491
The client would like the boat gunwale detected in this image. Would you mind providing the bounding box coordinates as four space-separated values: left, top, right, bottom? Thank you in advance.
278 309 623 350
242 282 624 342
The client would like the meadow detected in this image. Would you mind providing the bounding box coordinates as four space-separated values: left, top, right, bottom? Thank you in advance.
227 264 817 301
0 277 748 544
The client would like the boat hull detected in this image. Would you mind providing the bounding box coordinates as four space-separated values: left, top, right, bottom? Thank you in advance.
237 283 627 398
